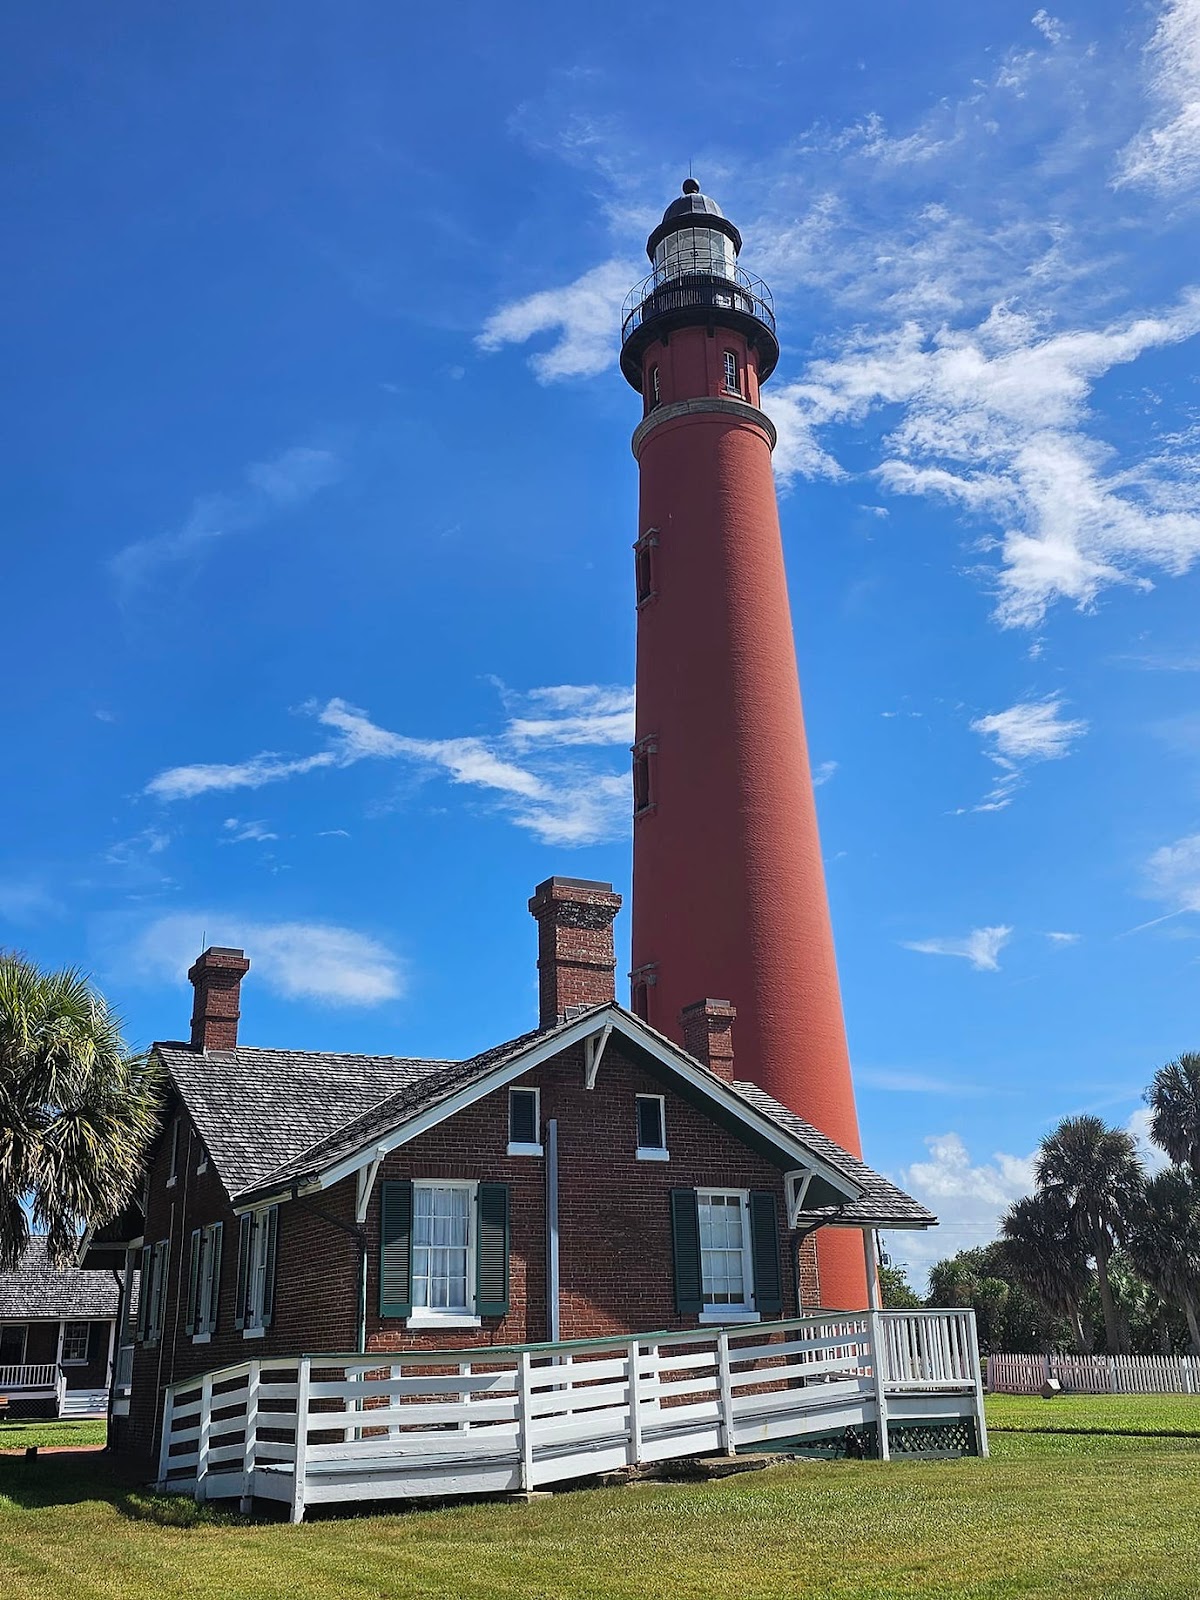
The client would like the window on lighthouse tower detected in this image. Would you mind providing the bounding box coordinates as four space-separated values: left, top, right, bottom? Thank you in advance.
723 350 740 394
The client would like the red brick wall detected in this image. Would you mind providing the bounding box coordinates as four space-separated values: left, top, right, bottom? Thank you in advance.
119 1040 831 1464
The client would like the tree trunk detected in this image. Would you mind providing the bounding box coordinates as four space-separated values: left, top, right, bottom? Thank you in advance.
1184 1296 1200 1359
1069 1304 1090 1355
1094 1233 1127 1355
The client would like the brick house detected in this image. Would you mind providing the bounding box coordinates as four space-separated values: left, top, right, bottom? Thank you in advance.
107 877 933 1467
0 1237 120 1418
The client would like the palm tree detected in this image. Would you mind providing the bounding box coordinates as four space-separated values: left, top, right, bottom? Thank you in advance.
0 954 160 1269
1000 1189 1092 1353
1125 1166 1200 1356
1036 1115 1144 1356
1147 1053 1200 1177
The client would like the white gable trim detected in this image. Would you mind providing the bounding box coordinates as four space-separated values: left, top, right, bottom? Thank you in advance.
258 1006 864 1208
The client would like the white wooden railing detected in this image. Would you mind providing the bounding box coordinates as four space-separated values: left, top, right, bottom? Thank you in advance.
0 1363 60 1392
989 1350 1200 1395
157 1309 985 1520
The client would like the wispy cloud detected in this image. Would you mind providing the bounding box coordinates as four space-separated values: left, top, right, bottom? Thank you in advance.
902 925 1013 971
858 1068 997 1096
476 259 640 382
129 912 404 1006
812 760 838 787
966 696 1088 810
1116 0 1200 193
1043 929 1081 944
145 685 636 848
111 445 342 598
1031 9 1065 46
1145 831 1200 914
221 819 279 845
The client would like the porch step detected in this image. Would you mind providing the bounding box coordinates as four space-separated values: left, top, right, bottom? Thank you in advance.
61 1390 108 1418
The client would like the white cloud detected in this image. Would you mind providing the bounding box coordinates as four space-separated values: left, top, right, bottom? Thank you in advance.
902 925 1013 971
221 819 279 844
1031 9 1065 45
476 258 640 382
145 685 634 848
131 912 403 1006
858 1068 996 1096
1044 929 1081 944
111 445 341 597
1126 1105 1170 1174
1145 831 1200 913
1116 0 1200 192
966 696 1088 810
887 1132 1036 1288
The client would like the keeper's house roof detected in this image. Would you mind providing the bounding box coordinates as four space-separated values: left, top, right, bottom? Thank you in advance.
0 1237 120 1320
153 1005 934 1230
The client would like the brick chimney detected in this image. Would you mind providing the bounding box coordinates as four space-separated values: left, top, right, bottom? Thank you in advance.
528 877 622 1028
680 999 737 1083
188 947 251 1051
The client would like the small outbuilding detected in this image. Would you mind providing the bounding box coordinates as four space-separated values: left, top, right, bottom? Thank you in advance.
0 1236 120 1418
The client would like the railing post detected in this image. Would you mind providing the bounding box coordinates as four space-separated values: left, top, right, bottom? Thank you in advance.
240 1360 260 1512
390 1362 401 1437
517 1351 534 1491
156 1384 175 1491
966 1313 989 1458
55 1367 67 1418
290 1358 311 1525
459 1362 472 1431
867 1313 891 1461
627 1340 644 1467
716 1330 735 1457
194 1372 213 1501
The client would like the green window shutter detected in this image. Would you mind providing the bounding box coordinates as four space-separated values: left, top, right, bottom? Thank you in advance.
185 1229 201 1335
208 1222 223 1334
671 1189 703 1315
380 1181 414 1318
87 1322 105 1363
234 1213 252 1330
261 1207 279 1329
749 1192 783 1315
476 1183 510 1317
137 1244 152 1342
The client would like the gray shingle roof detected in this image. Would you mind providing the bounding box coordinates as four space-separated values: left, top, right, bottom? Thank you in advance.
155 1009 932 1229
731 1083 936 1228
156 1043 458 1200
0 1237 120 1319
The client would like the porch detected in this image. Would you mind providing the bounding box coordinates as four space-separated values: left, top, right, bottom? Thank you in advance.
156 1308 986 1521
0 1364 67 1417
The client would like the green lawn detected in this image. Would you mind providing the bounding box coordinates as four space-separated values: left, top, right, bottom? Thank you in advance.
987 1392 1200 1437
0 1418 107 1450
0 1400 1197 1598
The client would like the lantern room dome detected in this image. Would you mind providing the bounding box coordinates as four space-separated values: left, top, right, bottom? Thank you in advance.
646 180 743 261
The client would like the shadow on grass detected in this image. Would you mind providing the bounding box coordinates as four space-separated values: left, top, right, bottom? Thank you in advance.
0 1453 254 1525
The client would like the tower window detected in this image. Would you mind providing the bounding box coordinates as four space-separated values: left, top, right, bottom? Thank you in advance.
647 364 661 413
629 963 657 1022
634 530 658 606
636 1094 668 1159
632 736 656 815
723 350 740 394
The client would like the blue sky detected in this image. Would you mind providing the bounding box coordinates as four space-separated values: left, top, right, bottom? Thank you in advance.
4 0 1200 1281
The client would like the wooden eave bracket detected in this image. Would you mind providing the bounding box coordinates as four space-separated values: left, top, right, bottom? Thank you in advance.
785 1169 816 1229
584 1023 613 1091
354 1147 388 1224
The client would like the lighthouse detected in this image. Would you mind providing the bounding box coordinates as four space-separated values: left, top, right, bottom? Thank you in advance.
621 180 868 1307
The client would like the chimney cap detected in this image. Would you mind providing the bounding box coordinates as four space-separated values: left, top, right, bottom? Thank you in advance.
532 876 616 896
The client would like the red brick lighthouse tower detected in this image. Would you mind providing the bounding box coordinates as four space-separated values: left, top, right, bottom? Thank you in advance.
621 180 867 1306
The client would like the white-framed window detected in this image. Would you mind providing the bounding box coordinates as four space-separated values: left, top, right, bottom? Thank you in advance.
141 1238 170 1345
187 1221 223 1342
650 365 660 407
166 1119 179 1187
196 1143 208 1175
697 1190 757 1321
507 1087 542 1156
0 1323 28 1365
409 1180 479 1329
636 1094 669 1160
723 350 740 393
239 1207 277 1337
61 1321 91 1364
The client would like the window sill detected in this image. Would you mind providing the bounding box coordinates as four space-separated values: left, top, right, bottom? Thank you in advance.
61 1359 88 1367
699 1309 760 1324
406 1313 482 1331
636 1147 670 1162
192 1332 211 1345
196 1165 208 1176
242 1326 266 1340
506 1142 544 1158
165 1177 177 1189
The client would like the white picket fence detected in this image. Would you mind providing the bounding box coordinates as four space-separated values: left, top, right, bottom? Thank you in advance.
157 1310 986 1521
988 1351 1200 1395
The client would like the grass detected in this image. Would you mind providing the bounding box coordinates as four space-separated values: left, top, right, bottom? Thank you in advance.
0 1398 1197 1598
987 1392 1200 1437
0 1418 107 1450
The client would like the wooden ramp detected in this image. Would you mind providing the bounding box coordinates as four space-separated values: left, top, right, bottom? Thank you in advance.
157 1311 986 1521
